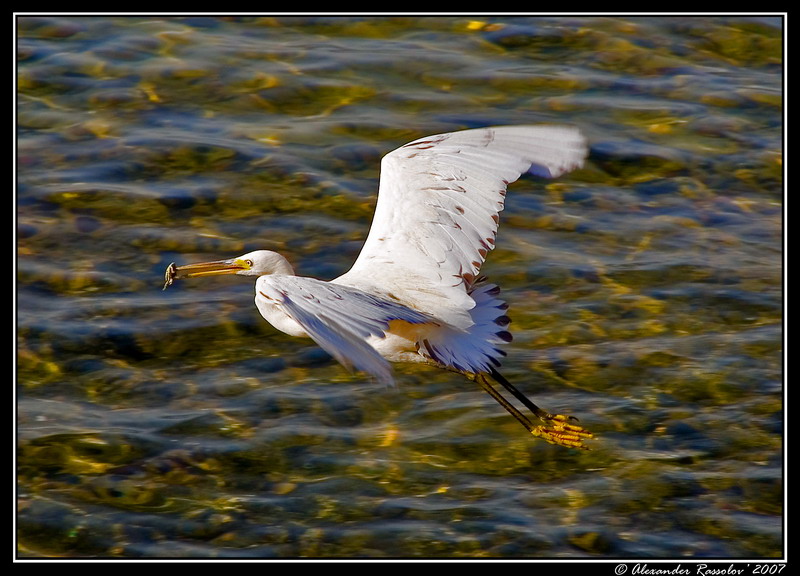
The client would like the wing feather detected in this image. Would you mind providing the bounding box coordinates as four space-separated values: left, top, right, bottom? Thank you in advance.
256 275 434 385
334 125 587 328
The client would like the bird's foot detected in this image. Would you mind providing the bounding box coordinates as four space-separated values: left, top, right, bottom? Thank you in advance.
531 413 594 450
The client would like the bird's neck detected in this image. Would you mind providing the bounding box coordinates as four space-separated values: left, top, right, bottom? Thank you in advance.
271 254 296 276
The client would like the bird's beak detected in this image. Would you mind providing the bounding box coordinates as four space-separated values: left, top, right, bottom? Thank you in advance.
163 258 249 289
175 258 249 278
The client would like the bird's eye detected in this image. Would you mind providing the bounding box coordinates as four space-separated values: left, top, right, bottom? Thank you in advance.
245 259 253 267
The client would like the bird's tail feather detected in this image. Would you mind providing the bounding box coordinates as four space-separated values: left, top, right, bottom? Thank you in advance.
420 280 512 374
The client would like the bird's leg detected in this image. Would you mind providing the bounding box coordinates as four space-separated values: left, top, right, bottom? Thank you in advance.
471 371 539 434
488 367 568 422
470 368 593 449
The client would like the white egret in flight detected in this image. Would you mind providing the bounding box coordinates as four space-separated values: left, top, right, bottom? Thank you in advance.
164 125 592 448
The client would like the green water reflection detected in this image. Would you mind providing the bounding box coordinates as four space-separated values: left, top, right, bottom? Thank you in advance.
17 15 782 558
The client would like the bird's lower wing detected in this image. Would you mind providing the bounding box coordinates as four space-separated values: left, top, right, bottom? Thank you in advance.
256 275 434 386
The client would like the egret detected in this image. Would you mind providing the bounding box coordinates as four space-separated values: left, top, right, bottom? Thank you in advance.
164 125 593 448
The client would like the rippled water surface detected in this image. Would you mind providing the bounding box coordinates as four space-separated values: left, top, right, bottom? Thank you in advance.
17 15 783 559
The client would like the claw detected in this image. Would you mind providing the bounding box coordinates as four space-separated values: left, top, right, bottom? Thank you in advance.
531 414 594 450
472 370 595 449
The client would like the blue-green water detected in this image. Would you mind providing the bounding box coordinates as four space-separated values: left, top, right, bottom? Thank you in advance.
17 15 783 558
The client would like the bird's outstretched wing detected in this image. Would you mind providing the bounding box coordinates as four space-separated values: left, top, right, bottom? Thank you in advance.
256 275 435 386
334 125 587 329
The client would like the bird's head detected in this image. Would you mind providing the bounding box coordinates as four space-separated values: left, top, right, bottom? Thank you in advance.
164 250 294 289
